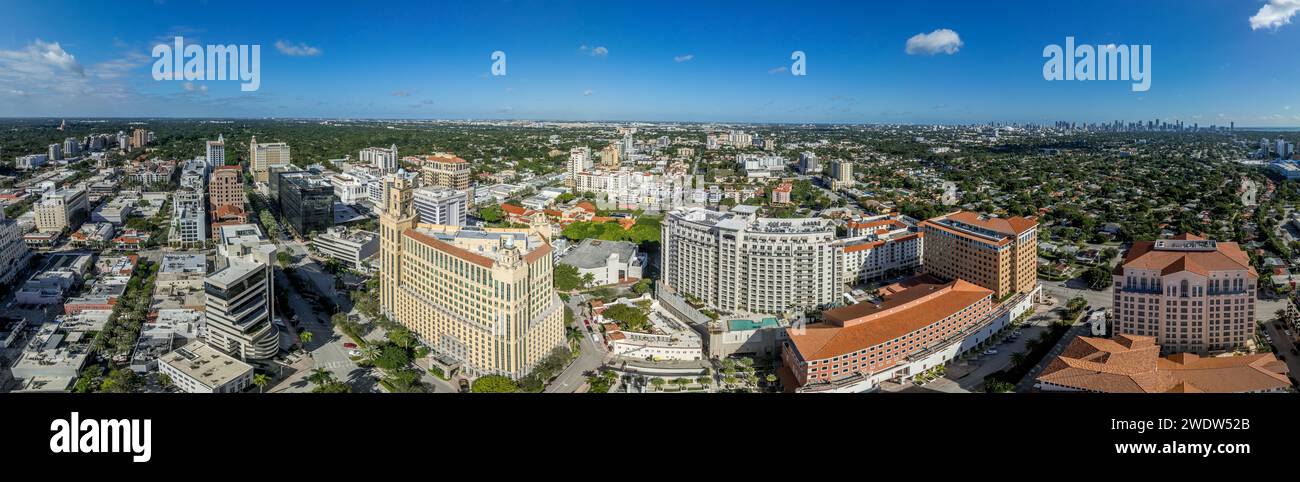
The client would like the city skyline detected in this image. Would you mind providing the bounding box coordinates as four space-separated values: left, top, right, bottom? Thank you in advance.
2 1 1300 125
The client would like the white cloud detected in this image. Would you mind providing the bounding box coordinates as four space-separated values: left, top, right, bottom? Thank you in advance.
1251 0 1300 30
0 39 84 76
674 54 694 62
274 40 322 57
905 28 963 55
183 82 209 94
583 89 594 96
390 90 411 97
767 66 787 74
580 45 608 57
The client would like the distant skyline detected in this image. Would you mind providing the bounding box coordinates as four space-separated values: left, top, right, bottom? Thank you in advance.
2 1 1300 125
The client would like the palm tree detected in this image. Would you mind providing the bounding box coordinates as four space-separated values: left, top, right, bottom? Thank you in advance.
298 330 314 347
253 373 271 393
1010 351 1028 368
308 368 334 386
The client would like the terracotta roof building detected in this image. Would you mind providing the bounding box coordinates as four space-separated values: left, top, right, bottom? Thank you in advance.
1113 234 1257 354
781 277 994 391
1036 334 1289 393
920 211 1038 300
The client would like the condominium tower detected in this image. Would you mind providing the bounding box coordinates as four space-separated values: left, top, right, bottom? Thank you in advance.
249 136 291 183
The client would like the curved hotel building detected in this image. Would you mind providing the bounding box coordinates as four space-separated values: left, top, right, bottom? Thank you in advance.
661 205 841 314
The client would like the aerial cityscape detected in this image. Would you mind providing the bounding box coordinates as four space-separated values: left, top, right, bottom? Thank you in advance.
2 0 1300 398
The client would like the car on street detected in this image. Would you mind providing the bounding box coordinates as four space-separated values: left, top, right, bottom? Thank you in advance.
343 342 357 349
458 379 470 393
348 349 363 357
983 349 998 355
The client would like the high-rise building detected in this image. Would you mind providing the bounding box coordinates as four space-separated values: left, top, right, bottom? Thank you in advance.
419 153 471 191
361 145 398 172
170 160 209 247
378 176 564 378
206 134 226 167
204 227 278 360
62 138 80 158
208 165 247 227
566 146 592 188
599 144 620 167
130 128 149 149
34 187 89 233
920 211 1038 300
1112 234 1256 354
278 174 335 235
249 136 292 183
48 143 63 162
827 159 854 188
413 186 468 226
799 151 820 174
661 205 841 314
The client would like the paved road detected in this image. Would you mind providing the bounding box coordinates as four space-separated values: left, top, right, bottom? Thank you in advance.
1258 298 1300 382
545 293 609 393
267 239 378 393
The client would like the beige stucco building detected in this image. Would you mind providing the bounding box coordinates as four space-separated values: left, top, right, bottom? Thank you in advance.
379 175 564 379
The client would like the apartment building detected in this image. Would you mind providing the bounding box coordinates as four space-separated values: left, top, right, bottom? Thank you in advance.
661 205 841 314
566 146 592 188
360 145 398 172
0 211 32 286
782 278 994 392
379 175 564 379
249 136 291 183
1112 234 1257 354
419 153 471 191
920 211 1038 300
836 215 925 284
208 165 247 226
34 186 89 233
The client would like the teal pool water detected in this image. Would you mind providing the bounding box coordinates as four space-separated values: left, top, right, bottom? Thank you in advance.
727 317 780 331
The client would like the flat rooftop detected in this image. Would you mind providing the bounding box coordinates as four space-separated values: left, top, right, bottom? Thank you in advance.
159 341 253 388
561 239 638 269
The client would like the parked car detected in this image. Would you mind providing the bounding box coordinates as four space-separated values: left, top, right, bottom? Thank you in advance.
348 349 362 357
343 342 357 349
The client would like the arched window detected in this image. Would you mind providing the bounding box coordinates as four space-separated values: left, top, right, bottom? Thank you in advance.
1180 280 1189 297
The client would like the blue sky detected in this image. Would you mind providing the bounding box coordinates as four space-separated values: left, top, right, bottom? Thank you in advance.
1 0 1299 125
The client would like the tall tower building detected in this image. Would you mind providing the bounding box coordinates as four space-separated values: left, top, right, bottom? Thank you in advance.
206 134 226 167
249 136 292 183
204 231 279 360
379 176 563 379
920 211 1039 300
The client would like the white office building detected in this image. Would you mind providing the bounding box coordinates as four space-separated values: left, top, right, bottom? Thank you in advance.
158 341 255 393
413 186 468 226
